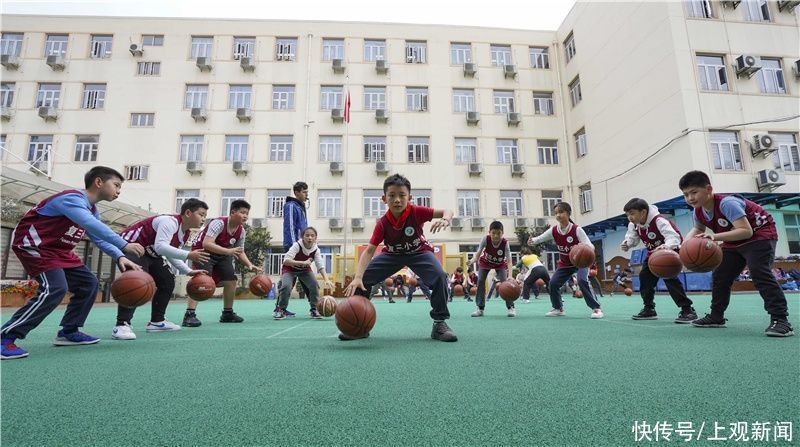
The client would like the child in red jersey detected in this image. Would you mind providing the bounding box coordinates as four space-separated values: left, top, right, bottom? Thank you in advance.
468 221 514 317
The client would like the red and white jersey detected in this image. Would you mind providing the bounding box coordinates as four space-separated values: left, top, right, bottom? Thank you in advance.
695 194 777 248
478 235 509 270
636 215 682 251
121 214 189 253
552 224 581 269
191 217 244 251
370 204 434 254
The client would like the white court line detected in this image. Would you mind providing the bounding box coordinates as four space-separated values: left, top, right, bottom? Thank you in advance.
597 318 686 330
265 321 311 338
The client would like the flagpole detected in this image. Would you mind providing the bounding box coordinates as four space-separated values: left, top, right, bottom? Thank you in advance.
342 74 350 283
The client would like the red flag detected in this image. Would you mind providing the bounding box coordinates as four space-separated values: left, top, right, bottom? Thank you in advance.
344 91 351 123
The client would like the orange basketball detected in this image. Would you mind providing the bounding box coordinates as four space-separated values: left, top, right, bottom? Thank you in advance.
453 284 464 296
648 249 683 278
406 276 418 287
317 295 337 317
624 288 633 296
575 290 583 298
569 244 596 268
498 280 521 302
470 286 477 295
186 273 217 301
111 270 156 308
535 278 545 287
249 274 273 295
335 295 376 338
384 278 394 287
679 237 723 273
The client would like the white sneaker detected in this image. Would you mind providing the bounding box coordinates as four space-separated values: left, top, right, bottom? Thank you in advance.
522 299 530 304
145 320 181 332
507 307 516 317
112 323 136 340
546 308 565 317
471 308 484 317
591 309 604 319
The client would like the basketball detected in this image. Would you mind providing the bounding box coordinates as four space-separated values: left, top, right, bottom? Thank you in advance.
569 244 595 268
335 295 376 338
575 290 583 298
406 276 418 287
248 274 273 295
535 278 545 287
648 249 683 278
186 273 217 301
498 280 521 302
384 278 394 287
624 288 633 296
679 237 723 272
317 295 337 317
453 284 464 296
470 286 477 295
111 270 156 308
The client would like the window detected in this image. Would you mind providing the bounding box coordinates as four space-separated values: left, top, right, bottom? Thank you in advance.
267 190 290 217
405 41 427 64
363 87 386 110
413 190 432 208
142 35 163 46
569 77 582 106
318 246 340 273
130 113 154 127
576 129 588 157
490 44 512 66
457 190 481 217
406 87 428 111
579 184 593 213
137 61 160 76
1 33 23 56
228 85 252 110
45 34 68 56
224 135 248 162
276 38 297 61
364 39 385 61
529 47 549 68
541 190 562 216
363 189 387 217
36 83 61 108
1 83 14 108
564 33 576 62
319 135 342 162
451 43 472 64
537 140 559 165
785 213 800 254
184 85 208 109
773 133 799 172
90 35 112 59
179 135 203 162
0 135 5 159
697 55 728 91
125 165 149 181
221 190 246 215
233 37 255 59
322 39 344 61
175 189 200 213
318 190 342 218
320 86 343 110
364 136 386 162
710 131 743 171
272 85 295 110
408 137 430 163
74 135 98 162
82 84 106 109
270 135 293 161
743 0 770 21
533 92 554 115
191 36 213 58
757 58 786 94
453 89 475 113
496 139 518 164
455 137 477 164
27 135 52 166
500 191 523 217
686 0 713 18
493 90 515 113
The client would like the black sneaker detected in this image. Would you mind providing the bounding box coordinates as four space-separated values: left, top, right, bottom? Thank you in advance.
631 307 658 320
338 332 369 341
182 313 202 327
388 299 396 303
674 308 698 324
691 314 727 328
765 319 795 337
219 312 244 323
431 321 458 342
310 309 323 320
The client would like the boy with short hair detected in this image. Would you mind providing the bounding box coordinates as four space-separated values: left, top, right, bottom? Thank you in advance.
2 166 144 360
679 170 793 336
343 174 457 342
468 221 514 317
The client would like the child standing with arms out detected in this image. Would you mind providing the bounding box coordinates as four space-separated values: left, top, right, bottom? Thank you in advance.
468 221 515 317
528 202 603 319
620 198 697 323
679 170 793 337
343 174 457 342
274 227 334 320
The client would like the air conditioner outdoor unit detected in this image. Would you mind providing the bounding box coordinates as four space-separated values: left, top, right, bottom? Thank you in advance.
533 218 549 228
793 59 800 78
251 218 267 229
504 64 517 78
466 111 480 124
375 161 389 173
735 55 761 78
329 162 343 174
778 0 800 12
186 161 204 174
721 0 741 8
375 109 388 122
511 163 525 176
38 106 58 121
468 163 482 176
507 112 521 125
351 218 365 230
239 56 254 71
1 107 13 120
331 108 343 122
232 161 250 174
195 56 212 71
471 217 485 229
236 108 251 122
46 55 65 70
1 54 19 69
463 62 476 77
751 134 776 157
191 107 207 122
332 58 345 73
449 217 463 230
129 43 143 56
329 218 344 230
514 217 530 228
756 169 786 191
375 59 388 73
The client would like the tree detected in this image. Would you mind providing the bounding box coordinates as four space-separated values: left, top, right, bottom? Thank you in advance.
515 223 555 256
237 223 271 289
